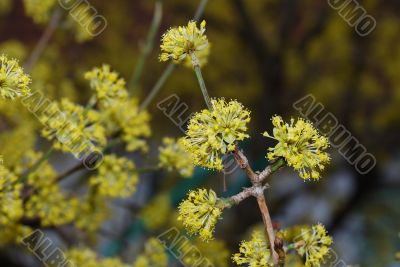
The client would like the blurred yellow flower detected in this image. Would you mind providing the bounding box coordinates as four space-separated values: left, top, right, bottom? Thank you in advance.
23 0 57 24
89 155 138 198
263 116 330 180
133 238 168 267
159 137 194 177
85 64 128 108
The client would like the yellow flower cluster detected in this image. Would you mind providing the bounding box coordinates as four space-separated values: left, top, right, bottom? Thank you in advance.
89 155 138 198
40 98 106 154
232 230 273 267
263 116 330 180
75 193 109 233
85 65 128 108
296 224 332 267
0 99 36 167
101 98 151 152
182 98 250 170
66 248 130 267
0 166 24 231
182 238 230 267
140 194 172 230
160 20 209 67
133 238 168 267
178 188 223 242
67 4 94 43
0 54 31 100
13 151 78 226
159 137 194 177
23 0 57 24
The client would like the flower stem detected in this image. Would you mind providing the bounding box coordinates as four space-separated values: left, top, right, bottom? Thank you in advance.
129 0 163 94
139 63 176 111
24 8 63 72
193 63 212 110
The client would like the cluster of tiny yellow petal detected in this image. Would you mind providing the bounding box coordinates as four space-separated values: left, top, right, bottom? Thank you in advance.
23 0 57 24
295 224 332 267
101 98 151 152
40 98 106 154
0 54 31 100
66 3 94 43
89 155 138 198
182 98 250 170
263 116 330 180
140 194 172 230
159 137 194 177
0 166 24 230
178 188 223 242
66 247 130 267
232 230 274 267
25 184 79 226
160 20 209 65
74 193 109 233
85 65 128 108
133 238 168 267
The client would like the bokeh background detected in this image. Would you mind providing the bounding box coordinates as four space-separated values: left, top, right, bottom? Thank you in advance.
0 0 399 266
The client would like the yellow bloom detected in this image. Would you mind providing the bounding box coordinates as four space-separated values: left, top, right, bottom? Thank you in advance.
40 98 106 155
101 98 151 152
160 20 209 66
182 238 230 267
295 224 332 267
23 0 57 24
133 238 168 267
232 230 274 267
182 98 250 170
0 167 23 222
85 64 128 108
140 194 172 230
263 116 330 180
89 155 138 198
178 189 223 242
158 137 194 177
66 247 130 267
75 193 109 233
0 54 31 100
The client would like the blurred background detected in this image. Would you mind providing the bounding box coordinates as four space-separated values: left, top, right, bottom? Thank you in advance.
0 0 399 266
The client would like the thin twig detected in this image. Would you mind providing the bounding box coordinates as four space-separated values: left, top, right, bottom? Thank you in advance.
192 54 212 109
129 0 163 93
24 8 63 72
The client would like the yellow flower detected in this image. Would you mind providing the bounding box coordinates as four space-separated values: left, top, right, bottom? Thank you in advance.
295 224 332 267
160 20 209 66
178 189 223 242
75 193 109 233
66 247 130 267
40 98 106 155
0 167 23 221
182 98 250 170
89 155 138 198
159 137 194 177
23 0 57 24
101 98 151 152
85 64 128 108
133 238 168 267
232 230 274 267
182 238 230 267
0 54 31 100
140 194 172 230
263 116 330 180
